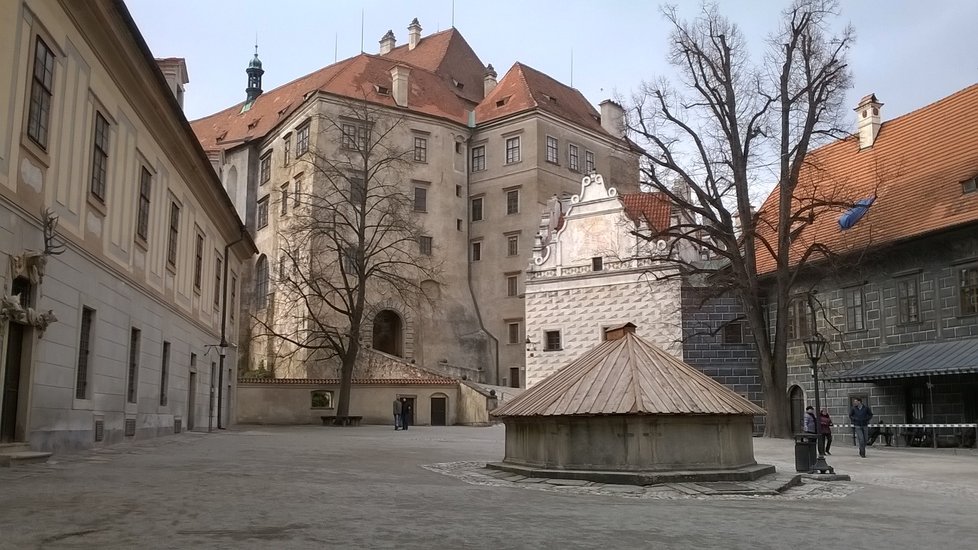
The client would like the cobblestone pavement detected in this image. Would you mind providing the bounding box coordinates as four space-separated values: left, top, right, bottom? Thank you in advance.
1 425 976 550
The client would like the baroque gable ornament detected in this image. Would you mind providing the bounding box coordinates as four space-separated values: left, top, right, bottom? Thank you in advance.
571 173 617 204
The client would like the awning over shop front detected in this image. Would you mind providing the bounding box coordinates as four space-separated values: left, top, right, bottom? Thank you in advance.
828 338 978 383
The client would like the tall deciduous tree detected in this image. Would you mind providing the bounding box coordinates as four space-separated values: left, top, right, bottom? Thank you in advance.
255 98 438 418
628 0 855 436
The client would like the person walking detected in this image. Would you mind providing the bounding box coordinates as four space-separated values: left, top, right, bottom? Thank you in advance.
849 397 874 458
401 398 412 430
819 408 834 455
393 398 403 430
803 406 817 434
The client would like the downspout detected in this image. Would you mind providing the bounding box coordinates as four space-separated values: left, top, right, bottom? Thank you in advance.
218 225 247 429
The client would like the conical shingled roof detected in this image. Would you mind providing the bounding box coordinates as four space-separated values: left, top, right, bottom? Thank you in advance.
492 332 766 417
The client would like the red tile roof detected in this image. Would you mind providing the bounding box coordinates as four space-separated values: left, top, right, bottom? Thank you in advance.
475 62 611 137
619 192 671 233
384 28 486 105
755 83 978 274
238 377 458 386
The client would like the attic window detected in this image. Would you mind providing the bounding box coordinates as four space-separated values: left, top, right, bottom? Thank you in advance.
495 96 511 108
247 117 261 130
963 177 977 194
374 84 391 95
216 130 227 143
452 78 463 90
542 93 557 103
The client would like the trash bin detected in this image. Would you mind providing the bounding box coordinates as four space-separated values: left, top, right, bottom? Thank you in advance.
794 433 817 472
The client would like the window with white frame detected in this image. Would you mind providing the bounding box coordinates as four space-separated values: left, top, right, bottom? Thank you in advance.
257 195 269 229
506 234 519 256
90 112 110 202
259 151 271 184
546 136 558 164
136 167 152 242
414 136 427 162
845 286 865 331
508 321 521 344
506 273 519 297
296 122 310 156
471 145 486 172
897 276 920 324
166 202 180 268
419 236 433 256
585 149 595 173
544 330 561 351
506 189 519 215
568 143 579 171
471 196 484 221
505 136 521 164
414 186 427 212
960 265 978 316
283 133 292 165
75 307 95 399
27 37 56 149
470 240 482 262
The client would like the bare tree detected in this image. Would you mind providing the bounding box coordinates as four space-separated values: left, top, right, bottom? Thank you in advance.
627 0 858 437
254 98 438 418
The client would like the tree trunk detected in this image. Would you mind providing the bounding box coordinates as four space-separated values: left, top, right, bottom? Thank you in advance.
336 343 358 417
760 353 791 437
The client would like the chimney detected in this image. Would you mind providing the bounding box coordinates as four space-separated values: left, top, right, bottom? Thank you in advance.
604 323 637 341
599 100 625 138
483 64 497 97
408 18 422 50
855 93 883 149
390 65 410 108
155 58 189 110
379 30 396 55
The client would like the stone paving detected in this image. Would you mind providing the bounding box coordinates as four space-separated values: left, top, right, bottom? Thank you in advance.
0 425 976 549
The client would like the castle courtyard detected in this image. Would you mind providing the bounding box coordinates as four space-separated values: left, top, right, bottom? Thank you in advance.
1 425 976 549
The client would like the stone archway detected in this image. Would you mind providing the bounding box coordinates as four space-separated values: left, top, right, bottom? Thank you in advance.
789 385 805 434
372 310 403 357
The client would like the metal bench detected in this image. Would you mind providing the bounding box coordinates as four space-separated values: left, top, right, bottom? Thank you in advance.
834 423 978 448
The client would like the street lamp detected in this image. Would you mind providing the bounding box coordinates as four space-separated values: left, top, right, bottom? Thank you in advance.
804 333 834 474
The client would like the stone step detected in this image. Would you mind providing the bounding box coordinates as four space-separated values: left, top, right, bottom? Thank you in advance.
0 447 52 467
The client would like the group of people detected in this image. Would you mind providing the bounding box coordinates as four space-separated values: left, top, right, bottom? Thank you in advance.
803 397 875 458
392 398 412 431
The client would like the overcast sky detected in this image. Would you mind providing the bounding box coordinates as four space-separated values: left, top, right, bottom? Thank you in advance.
126 0 978 128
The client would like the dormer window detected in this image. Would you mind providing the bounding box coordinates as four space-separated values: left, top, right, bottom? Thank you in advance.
963 177 977 195
495 96 511 108
542 93 557 103
452 78 463 90
374 84 390 95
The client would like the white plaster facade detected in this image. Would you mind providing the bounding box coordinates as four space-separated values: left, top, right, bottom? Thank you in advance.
524 175 682 387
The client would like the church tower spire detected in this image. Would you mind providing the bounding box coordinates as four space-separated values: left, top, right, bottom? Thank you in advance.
245 42 264 103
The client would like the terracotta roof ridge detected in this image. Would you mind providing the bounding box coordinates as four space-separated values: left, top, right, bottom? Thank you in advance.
512 62 540 110
359 52 448 78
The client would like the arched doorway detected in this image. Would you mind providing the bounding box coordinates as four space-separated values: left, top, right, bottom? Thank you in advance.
430 393 448 426
372 310 403 357
789 385 805 434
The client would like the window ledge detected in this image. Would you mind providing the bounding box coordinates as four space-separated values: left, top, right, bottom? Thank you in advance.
87 193 107 217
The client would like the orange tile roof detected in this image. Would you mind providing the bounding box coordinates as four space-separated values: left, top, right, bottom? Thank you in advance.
491 332 765 417
475 62 612 137
238 377 458 386
755 83 978 274
191 53 475 151
619 192 671 233
384 28 486 105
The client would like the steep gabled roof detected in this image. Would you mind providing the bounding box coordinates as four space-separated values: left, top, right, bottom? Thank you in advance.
475 62 612 137
384 28 486 104
492 332 765 417
191 53 474 152
755 83 978 274
619 192 671 233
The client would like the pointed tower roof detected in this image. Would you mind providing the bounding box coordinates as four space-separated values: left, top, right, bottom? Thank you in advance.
492 331 765 417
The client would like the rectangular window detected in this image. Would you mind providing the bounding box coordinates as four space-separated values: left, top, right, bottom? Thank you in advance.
505 136 521 164
419 236 433 256
281 184 289 215
591 256 603 271
845 287 865 331
259 152 271 184
507 235 519 257
166 202 180 268
455 184 461 197
27 37 55 148
341 123 367 150
193 232 204 291
506 189 520 215
569 144 579 171
214 256 222 308
283 133 292 165
471 241 482 262
414 136 427 162
506 274 519 297
961 266 978 316
897 277 920 324
787 298 812 340
75 307 95 400
471 197 484 222
343 246 357 274
160 341 170 406
457 219 463 231
230 276 237 323
723 322 744 345
414 187 427 212
90 112 110 202
296 123 310 156
471 145 486 172
963 178 977 194
508 322 521 344
585 150 595 173
544 330 561 352
127 327 141 404
294 180 302 208
350 177 366 205
257 196 269 229
136 167 152 242
546 136 558 164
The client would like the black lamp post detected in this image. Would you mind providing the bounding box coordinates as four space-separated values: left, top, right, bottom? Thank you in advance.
804 333 834 474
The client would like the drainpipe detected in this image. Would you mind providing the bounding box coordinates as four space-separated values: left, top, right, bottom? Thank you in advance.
218 225 247 429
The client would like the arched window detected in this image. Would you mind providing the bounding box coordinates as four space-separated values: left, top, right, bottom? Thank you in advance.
372 309 403 357
255 255 269 308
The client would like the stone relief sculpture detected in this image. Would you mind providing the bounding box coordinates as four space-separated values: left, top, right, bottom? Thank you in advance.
2 208 65 337
0 294 58 336
571 174 616 204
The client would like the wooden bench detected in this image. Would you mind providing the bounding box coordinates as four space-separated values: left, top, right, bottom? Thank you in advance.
321 415 363 427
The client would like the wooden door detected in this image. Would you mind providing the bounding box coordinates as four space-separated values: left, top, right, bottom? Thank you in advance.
431 396 447 426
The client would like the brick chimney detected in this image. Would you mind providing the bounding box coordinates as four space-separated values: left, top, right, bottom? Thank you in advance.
379 30 396 55
483 64 497 97
855 93 883 149
408 18 422 50
604 323 637 341
599 100 625 138
390 65 410 107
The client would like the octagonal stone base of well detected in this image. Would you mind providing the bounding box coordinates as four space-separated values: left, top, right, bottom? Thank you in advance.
498 414 762 475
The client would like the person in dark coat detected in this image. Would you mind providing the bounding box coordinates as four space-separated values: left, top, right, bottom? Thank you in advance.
393 398 403 430
400 398 411 430
803 406 817 434
819 408 834 455
849 397 874 458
